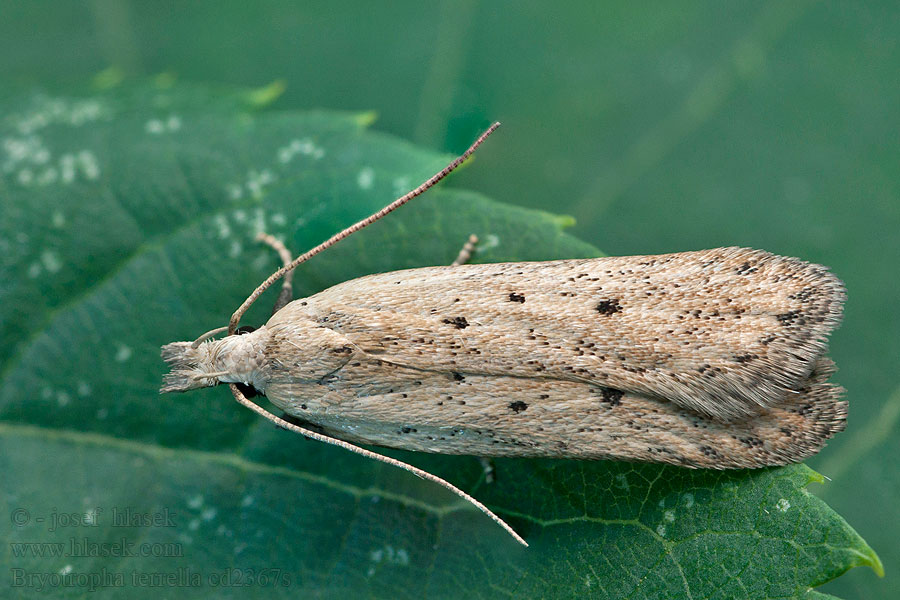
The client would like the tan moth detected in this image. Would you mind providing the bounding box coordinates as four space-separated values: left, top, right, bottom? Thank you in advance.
160 123 846 546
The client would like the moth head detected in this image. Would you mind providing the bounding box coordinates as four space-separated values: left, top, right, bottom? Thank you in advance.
160 341 220 392
160 326 269 394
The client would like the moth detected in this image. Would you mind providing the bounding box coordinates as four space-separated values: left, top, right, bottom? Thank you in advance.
161 124 846 546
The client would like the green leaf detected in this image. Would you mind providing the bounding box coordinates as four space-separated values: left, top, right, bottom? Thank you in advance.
0 82 880 598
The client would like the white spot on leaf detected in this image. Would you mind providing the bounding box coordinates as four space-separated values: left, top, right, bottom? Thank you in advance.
250 208 266 234
4 97 109 178
145 119 165 134
114 345 133 362
226 184 243 200
246 169 276 199
250 252 269 272
277 138 323 163
478 234 500 251
145 114 182 134
60 154 76 183
33 148 50 164
78 150 100 180
41 250 62 273
368 545 410 570
776 498 790 512
37 167 58 186
392 176 410 195
213 214 231 239
357 167 374 189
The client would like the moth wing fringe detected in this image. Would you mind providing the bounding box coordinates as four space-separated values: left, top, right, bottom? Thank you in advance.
734 248 845 409
678 356 846 469
658 247 846 420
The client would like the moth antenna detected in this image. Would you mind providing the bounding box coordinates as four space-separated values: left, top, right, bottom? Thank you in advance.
228 122 502 334
255 232 295 294
227 382 528 547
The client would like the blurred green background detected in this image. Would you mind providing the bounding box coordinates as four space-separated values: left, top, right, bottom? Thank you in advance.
1 1 896 597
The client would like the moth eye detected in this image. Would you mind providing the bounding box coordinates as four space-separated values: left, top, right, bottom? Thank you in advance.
236 325 257 335
234 382 260 399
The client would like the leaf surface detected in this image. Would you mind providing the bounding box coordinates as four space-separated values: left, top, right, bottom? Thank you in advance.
0 82 879 599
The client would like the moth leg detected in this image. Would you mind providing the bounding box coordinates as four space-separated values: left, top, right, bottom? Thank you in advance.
256 232 295 315
451 234 479 266
478 457 496 484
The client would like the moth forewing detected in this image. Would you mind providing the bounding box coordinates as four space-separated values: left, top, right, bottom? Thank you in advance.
274 247 845 422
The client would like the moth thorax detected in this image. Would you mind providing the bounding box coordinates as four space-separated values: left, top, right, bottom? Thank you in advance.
211 326 271 392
